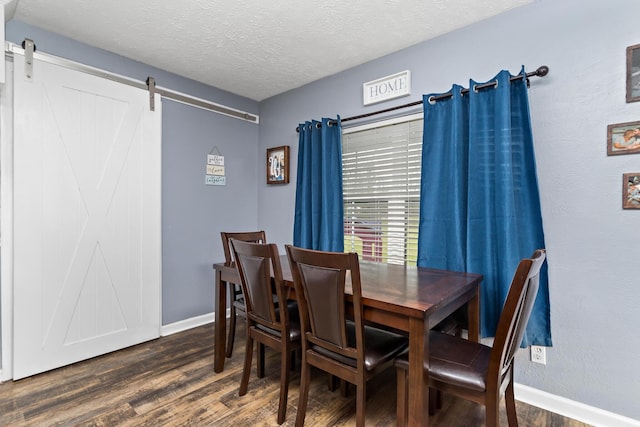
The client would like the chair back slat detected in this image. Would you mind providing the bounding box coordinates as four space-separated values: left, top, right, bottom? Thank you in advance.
297 263 347 348
238 254 276 323
490 249 546 378
286 245 363 361
221 231 266 265
231 239 287 332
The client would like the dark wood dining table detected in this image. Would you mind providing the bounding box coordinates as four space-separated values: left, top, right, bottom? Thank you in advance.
212 255 482 427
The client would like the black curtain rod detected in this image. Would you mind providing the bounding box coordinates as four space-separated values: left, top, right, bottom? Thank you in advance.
296 65 549 132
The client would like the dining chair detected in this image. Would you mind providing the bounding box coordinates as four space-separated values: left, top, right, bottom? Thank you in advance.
285 245 409 427
220 231 267 358
395 249 547 427
230 239 301 425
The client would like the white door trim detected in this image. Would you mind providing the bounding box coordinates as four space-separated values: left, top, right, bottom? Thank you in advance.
1 57 14 381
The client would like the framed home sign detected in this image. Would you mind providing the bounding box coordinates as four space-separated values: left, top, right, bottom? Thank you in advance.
627 43 640 103
266 145 289 184
623 173 640 209
363 70 411 106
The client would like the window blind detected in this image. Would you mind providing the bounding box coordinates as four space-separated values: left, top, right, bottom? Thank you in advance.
342 115 423 265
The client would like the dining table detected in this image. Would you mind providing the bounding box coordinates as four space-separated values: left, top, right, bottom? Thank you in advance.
212 255 482 427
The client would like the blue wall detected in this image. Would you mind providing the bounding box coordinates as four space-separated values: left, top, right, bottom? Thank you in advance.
258 0 640 420
5 21 261 325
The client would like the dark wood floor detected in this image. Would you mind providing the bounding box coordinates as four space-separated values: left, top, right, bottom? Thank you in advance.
0 322 591 426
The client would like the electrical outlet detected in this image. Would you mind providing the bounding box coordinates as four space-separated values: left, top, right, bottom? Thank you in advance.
530 345 546 365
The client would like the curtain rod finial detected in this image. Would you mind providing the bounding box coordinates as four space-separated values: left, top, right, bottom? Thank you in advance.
536 65 549 77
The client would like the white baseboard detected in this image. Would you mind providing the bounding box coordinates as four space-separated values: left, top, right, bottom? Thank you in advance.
515 383 640 427
160 312 215 336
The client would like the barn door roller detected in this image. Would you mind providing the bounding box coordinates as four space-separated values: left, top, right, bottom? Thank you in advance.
146 77 156 111
22 38 36 80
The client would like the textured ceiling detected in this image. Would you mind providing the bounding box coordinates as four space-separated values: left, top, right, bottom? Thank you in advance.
6 0 534 101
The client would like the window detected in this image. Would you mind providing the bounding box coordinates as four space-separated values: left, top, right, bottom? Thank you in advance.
342 114 423 265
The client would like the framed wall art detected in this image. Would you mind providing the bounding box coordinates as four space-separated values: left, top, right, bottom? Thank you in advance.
623 173 640 209
266 145 289 184
607 120 640 155
627 43 640 103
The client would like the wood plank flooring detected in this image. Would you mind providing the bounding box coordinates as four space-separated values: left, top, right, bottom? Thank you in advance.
0 323 592 426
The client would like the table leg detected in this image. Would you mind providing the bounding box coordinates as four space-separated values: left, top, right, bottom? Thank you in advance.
467 286 480 342
214 269 227 373
408 316 429 427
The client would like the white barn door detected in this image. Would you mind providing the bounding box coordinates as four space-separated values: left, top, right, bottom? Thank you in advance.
12 53 161 379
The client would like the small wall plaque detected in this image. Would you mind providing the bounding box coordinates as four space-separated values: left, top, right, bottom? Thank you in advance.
207 154 224 165
206 165 225 176
206 175 226 186
363 70 411 106
206 147 226 185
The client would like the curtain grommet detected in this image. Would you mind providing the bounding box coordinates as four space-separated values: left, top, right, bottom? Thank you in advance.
428 96 436 105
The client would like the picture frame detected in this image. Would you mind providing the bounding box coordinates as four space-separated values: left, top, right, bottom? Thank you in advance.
607 120 640 155
623 173 640 209
266 145 290 184
627 43 640 103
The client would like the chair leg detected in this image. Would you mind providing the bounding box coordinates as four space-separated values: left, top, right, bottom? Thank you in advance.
340 379 349 397
295 359 311 427
505 374 519 426
226 304 236 358
428 388 437 416
436 389 443 410
239 332 253 396
355 381 366 427
396 366 408 427
257 343 266 378
427 387 442 415
226 283 239 358
290 349 297 370
327 374 338 391
485 392 500 427
277 345 292 424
